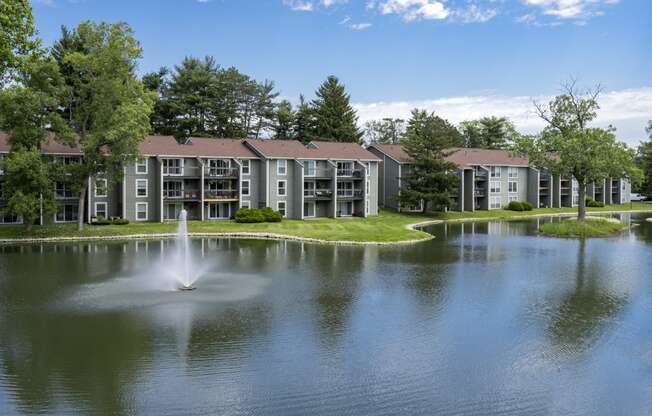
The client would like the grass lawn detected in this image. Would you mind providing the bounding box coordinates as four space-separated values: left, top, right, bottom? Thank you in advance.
539 218 628 238
0 202 648 243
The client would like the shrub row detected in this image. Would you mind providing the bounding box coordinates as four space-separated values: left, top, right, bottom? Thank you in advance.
92 217 130 226
505 201 533 211
586 197 605 208
234 207 283 223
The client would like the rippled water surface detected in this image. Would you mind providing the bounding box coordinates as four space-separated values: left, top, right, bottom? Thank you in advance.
1 214 652 415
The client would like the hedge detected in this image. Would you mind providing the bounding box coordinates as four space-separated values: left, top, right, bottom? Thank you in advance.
234 207 283 223
506 201 533 211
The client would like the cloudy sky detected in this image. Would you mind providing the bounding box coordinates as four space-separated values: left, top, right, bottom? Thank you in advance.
33 0 651 145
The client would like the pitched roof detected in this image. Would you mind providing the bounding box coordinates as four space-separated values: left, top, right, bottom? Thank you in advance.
139 136 258 158
0 131 82 154
244 139 380 161
367 144 411 163
308 141 380 161
368 143 530 167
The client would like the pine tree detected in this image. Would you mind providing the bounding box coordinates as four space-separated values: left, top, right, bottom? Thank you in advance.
273 100 295 139
309 76 362 143
397 110 461 212
293 95 313 143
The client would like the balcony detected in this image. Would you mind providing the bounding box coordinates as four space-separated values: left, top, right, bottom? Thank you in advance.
305 168 333 178
164 189 200 200
305 189 333 199
204 190 239 201
163 166 201 177
337 189 363 199
205 167 239 178
337 168 364 178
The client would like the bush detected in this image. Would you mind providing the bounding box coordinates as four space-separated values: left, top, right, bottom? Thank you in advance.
506 201 525 211
111 218 130 225
91 217 129 226
235 208 265 223
521 201 533 211
586 198 605 208
260 207 282 222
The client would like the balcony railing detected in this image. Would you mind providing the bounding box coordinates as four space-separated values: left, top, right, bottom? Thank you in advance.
305 168 333 178
164 189 200 199
474 189 486 197
204 190 239 200
337 189 363 198
305 189 333 198
163 166 201 177
337 168 364 178
205 167 239 177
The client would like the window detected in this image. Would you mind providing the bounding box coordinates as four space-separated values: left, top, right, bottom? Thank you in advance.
164 203 182 220
490 166 501 178
337 201 353 216
303 201 315 218
508 181 518 193
208 203 230 219
207 159 231 176
337 181 353 197
136 158 148 174
54 155 80 165
136 202 148 221
241 180 250 196
277 201 286 217
277 180 286 196
55 204 78 223
304 160 316 177
573 194 580 206
490 181 501 194
54 182 75 199
508 167 518 179
163 181 182 198
277 159 287 175
490 196 501 209
0 214 21 224
136 179 148 197
240 200 251 209
95 202 108 219
337 162 353 176
163 158 183 175
241 159 250 175
0 154 5 175
94 178 108 197
304 181 315 197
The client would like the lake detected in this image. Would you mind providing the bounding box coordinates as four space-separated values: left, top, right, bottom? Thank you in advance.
1 213 651 415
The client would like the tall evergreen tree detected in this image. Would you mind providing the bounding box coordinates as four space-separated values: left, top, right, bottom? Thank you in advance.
309 76 362 143
293 95 313 143
396 109 461 212
273 100 295 139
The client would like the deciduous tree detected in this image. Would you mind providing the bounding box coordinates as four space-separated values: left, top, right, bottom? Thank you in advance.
459 116 518 149
363 118 405 144
636 121 652 198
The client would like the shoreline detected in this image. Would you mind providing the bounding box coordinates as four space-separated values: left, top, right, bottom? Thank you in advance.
0 209 649 246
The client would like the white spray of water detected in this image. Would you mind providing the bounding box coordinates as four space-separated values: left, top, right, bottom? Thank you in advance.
176 209 194 289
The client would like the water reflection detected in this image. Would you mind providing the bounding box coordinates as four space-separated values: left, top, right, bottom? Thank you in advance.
0 214 651 415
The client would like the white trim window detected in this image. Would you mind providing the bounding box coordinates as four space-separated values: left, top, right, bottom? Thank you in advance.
508 181 518 194
163 158 184 176
490 196 502 209
136 158 148 174
240 200 251 209
208 203 230 219
241 159 250 175
241 179 250 196
490 181 501 194
277 159 287 175
304 160 316 177
337 162 353 176
95 178 108 197
136 179 148 197
55 204 78 223
277 180 287 196
490 166 501 178
508 195 519 203
163 181 183 199
94 202 108 219
277 201 286 217
304 181 315 197
337 200 354 216
0 214 21 224
54 182 75 199
135 202 148 221
508 167 518 179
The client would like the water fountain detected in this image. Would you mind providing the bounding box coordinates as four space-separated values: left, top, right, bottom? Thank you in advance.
176 209 196 291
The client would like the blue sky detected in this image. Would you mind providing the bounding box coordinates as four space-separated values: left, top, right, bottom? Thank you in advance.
32 0 652 143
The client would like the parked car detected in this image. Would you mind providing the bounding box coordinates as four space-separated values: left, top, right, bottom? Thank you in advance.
631 193 648 201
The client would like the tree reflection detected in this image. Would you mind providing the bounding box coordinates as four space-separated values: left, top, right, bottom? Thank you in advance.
547 240 627 355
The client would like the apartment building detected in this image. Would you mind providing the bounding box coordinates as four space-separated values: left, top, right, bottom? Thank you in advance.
367 144 631 212
0 133 380 224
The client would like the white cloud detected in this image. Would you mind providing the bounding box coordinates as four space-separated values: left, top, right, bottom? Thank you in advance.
340 15 373 30
282 0 348 11
375 0 449 21
520 0 620 24
451 3 499 23
353 87 652 146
